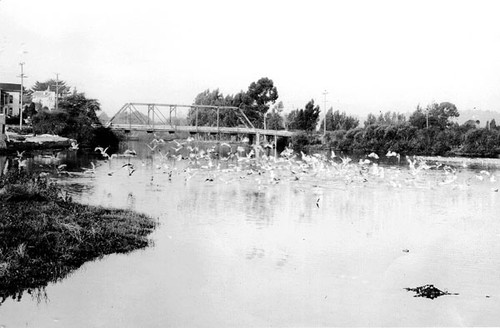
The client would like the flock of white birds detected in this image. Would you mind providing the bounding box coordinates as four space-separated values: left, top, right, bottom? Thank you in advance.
79 137 500 194
6 137 499 194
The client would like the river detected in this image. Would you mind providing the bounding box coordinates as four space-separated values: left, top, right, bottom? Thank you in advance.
1 140 500 327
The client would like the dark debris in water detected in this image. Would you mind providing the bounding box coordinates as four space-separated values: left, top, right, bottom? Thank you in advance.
405 284 459 299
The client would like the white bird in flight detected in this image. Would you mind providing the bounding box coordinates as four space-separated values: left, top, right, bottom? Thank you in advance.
95 146 110 159
70 141 79 150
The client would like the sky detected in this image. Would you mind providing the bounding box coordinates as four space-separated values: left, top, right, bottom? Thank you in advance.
1 0 500 118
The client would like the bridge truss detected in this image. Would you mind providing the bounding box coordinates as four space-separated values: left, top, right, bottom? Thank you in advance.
106 102 294 141
107 103 255 131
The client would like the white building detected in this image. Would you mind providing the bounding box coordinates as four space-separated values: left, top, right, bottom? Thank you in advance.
32 90 56 110
0 83 22 116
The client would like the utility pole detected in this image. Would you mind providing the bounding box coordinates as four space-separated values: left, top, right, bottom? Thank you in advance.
426 107 429 129
322 90 328 138
55 73 60 111
18 62 27 129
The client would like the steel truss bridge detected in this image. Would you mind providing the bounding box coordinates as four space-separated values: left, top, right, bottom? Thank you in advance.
106 103 295 140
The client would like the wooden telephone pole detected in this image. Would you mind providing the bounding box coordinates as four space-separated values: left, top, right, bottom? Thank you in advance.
18 62 27 129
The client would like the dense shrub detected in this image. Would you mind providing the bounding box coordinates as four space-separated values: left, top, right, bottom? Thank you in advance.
462 128 500 156
30 93 121 149
291 132 311 152
6 126 34 135
309 122 500 157
31 110 69 136
325 130 346 149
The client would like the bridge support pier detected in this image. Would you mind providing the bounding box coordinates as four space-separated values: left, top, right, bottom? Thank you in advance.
254 132 261 159
274 134 278 158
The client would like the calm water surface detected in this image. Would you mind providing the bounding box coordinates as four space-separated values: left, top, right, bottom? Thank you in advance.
1 142 500 327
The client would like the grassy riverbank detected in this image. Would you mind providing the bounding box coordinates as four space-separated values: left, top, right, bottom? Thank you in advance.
0 172 156 304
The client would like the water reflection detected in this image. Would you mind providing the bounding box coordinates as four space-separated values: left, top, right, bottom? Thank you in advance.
246 247 265 260
126 192 136 209
244 190 276 228
1 141 500 326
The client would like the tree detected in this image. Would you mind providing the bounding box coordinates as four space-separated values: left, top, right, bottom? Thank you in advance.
365 111 406 126
31 92 105 146
286 100 320 131
408 105 427 129
242 77 278 128
285 109 299 130
271 100 284 115
364 113 377 127
409 102 459 130
462 128 500 156
303 100 320 131
187 89 224 126
491 119 497 130
265 101 284 130
186 89 241 127
321 108 359 131
31 79 70 98
434 102 459 128
58 93 100 121
31 110 69 136
462 119 479 130
382 111 406 125
22 102 37 121
187 78 279 129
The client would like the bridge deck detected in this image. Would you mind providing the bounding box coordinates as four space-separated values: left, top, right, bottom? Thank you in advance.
109 124 295 137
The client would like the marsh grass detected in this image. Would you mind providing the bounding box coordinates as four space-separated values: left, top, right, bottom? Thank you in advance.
0 172 156 304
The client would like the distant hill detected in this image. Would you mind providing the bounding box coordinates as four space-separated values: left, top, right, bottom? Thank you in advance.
454 109 500 127
98 111 110 124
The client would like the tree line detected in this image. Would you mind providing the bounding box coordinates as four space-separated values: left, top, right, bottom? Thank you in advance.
11 76 500 157
187 77 320 131
189 77 500 157
306 102 500 157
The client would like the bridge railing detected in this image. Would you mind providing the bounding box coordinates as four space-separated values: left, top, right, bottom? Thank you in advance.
108 123 294 138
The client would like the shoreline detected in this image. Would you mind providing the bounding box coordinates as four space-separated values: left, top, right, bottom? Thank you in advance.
3 131 500 169
308 145 500 165
0 172 157 304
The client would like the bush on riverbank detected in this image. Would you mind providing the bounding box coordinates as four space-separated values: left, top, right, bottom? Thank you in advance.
305 123 500 158
5 126 34 135
290 132 322 152
288 102 500 158
29 92 121 150
0 172 156 304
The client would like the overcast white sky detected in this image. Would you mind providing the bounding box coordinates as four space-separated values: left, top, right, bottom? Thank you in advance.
1 0 500 117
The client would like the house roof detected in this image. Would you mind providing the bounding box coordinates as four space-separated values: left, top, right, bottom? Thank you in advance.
0 83 22 92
